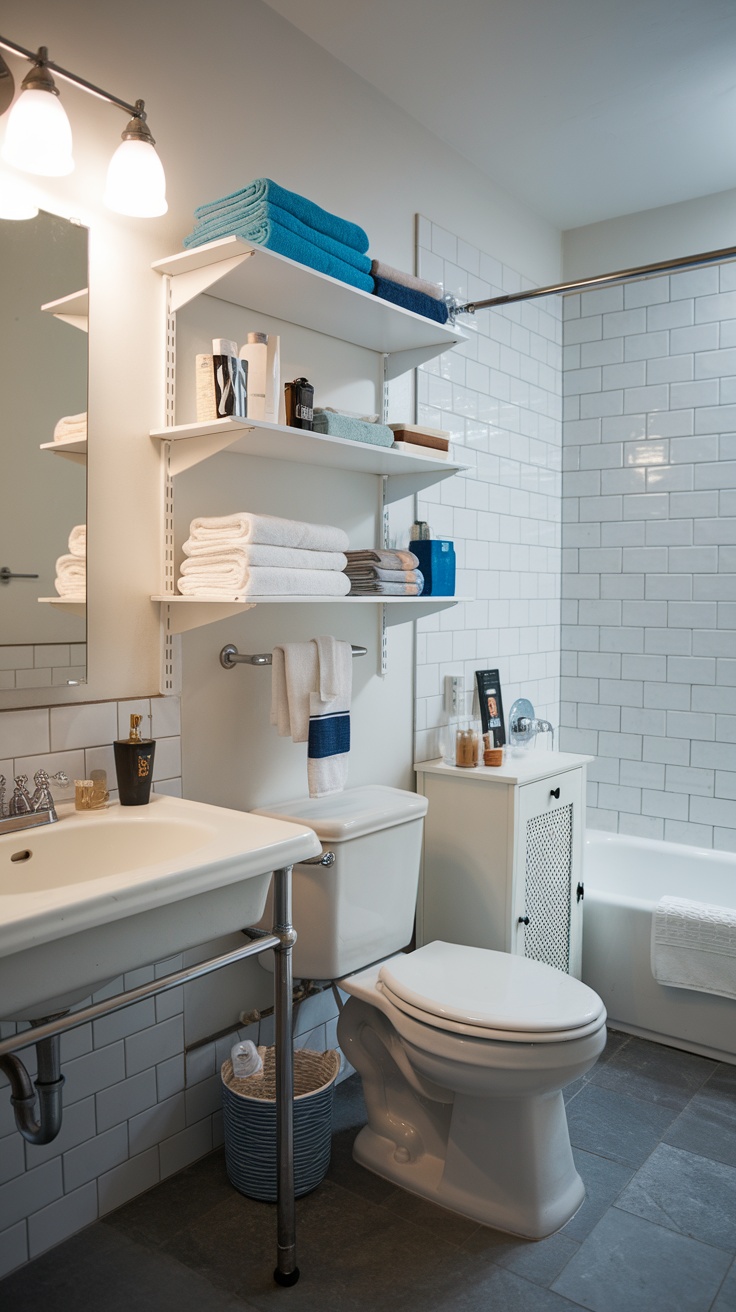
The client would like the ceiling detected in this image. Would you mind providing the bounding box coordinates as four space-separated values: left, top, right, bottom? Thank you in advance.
263 0 736 231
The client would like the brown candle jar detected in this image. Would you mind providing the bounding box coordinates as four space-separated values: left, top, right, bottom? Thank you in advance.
455 724 479 768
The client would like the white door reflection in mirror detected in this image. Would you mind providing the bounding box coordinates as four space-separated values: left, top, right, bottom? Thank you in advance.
0 209 87 694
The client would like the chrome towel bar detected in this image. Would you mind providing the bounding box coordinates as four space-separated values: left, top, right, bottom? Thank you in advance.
220 642 367 669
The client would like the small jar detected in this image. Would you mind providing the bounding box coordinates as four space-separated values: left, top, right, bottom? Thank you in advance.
455 723 479 768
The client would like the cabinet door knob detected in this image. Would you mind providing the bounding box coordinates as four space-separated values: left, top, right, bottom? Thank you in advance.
550 787 561 799
518 915 530 925
577 882 585 903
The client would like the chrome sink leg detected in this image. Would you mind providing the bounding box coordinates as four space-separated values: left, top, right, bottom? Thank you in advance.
272 864 299 1287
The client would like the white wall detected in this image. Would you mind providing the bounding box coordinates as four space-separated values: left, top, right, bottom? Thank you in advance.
0 0 563 1272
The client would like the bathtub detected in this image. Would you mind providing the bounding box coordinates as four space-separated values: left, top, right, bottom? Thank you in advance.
582 830 736 1066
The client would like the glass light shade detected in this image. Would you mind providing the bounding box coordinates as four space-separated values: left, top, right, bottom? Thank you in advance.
1 88 74 176
103 138 167 217
0 174 39 219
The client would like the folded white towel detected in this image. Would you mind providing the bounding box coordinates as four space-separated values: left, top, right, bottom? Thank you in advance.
181 542 347 571
651 895 736 1001
186 513 349 554
176 567 351 599
68 525 86 558
307 636 352 798
270 640 319 743
53 411 87 442
179 550 347 590
54 554 86 599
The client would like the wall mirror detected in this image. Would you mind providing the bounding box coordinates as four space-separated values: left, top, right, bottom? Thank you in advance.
0 209 88 703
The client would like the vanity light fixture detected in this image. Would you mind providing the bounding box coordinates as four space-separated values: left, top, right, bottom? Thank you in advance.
0 36 167 217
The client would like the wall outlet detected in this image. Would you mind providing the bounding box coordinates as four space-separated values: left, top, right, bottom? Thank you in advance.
445 675 464 717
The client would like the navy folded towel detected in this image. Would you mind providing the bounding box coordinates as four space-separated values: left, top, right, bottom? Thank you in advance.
373 276 449 325
192 178 369 254
184 200 372 275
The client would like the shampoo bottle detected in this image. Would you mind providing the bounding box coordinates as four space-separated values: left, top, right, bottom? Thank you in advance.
113 714 156 806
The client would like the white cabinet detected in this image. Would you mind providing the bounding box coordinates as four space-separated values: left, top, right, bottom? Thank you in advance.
150 235 470 674
415 752 593 978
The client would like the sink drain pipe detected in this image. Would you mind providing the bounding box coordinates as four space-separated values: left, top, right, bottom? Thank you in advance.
0 1020 65 1145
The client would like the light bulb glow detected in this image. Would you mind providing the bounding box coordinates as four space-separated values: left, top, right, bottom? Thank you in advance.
104 137 167 217
0 173 39 219
1 88 74 176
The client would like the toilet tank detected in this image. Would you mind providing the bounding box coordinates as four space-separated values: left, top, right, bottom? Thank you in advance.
253 786 428 980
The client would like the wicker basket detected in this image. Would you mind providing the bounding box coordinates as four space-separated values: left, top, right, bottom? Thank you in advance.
221 1046 341 1201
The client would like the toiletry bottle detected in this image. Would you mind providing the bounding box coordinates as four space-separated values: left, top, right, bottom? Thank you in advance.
113 715 156 806
284 377 314 430
240 332 281 423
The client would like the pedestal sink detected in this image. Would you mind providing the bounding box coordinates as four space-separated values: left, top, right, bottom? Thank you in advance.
0 793 321 1019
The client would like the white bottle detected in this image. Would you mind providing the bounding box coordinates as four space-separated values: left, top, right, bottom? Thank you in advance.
240 332 280 424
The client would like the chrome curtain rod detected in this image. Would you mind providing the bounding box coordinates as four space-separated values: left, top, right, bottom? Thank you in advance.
220 643 368 669
456 242 736 315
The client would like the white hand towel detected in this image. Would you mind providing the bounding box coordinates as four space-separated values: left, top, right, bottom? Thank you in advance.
176 567 350 599
270 641 319 743
186 512 349 554
68 525 86 558
53 412 87 441
651 895 736 1000
307 636 352 798
181 541 347 571
55 554 86 599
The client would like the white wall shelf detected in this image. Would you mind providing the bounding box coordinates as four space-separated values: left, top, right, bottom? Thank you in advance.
41 288 89 333
153 236 464 376
152 416 465 495
152 593 466 635
39 436 87 465
153 237 468 677
38 598 86 615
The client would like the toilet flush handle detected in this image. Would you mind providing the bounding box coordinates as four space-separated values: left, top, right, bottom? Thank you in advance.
300 850 336 867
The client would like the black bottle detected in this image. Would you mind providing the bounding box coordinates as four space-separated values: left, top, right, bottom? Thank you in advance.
114 714 156 806
284 377 314 430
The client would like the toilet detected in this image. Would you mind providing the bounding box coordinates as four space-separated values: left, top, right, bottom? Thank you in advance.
254 785 607 1239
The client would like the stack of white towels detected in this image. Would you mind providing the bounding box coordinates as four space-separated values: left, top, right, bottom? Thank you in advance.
53 412 87 444
54 525 86 599
177 513 351 598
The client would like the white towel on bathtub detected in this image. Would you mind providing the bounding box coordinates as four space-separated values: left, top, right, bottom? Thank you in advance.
651 895 736 1001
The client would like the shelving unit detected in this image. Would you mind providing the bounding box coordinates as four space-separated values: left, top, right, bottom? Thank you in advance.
41 288 89 333
39 436 87 465
38 598 86 615
152 236 469 682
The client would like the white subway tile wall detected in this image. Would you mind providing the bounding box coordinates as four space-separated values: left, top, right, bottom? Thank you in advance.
560 264 736 849
0 696 338 1274
0 645 86 693
414 218 562 761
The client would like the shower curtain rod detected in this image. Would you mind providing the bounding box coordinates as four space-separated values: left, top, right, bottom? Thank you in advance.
455 242 736 315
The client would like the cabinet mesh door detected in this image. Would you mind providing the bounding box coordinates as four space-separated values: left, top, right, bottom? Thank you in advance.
523 804 573 973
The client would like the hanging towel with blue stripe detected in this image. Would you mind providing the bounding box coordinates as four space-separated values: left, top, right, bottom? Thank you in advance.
308 636 352 798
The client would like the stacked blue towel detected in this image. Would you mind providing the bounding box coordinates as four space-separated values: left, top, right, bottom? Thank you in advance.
312 410 394 447
184 179 374 294
373 275 449 325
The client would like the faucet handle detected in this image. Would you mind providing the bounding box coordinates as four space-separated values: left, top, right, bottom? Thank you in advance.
9 774 33 816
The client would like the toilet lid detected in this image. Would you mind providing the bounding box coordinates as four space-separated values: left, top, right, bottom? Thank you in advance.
378 942 605 1038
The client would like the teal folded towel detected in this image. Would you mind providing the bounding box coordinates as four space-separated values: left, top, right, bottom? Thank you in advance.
313 410 393 447
184 215 374 294
192 178 369 254
185 200 372 275
373 275 449 325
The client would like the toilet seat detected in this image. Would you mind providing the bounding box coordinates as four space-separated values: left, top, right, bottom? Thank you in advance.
378 942 607 1044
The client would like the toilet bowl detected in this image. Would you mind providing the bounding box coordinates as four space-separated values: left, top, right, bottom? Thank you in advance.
253 786 607 1238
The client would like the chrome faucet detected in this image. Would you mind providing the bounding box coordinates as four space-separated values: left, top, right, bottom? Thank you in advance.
508 698 556 750
0 769 69 835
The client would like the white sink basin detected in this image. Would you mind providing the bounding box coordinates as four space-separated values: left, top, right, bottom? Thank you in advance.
0 793 321 1020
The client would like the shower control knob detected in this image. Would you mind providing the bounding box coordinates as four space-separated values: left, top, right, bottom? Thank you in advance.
518 915 530 925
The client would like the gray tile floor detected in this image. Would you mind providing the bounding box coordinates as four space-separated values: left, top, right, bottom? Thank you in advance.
2 1029 735 1311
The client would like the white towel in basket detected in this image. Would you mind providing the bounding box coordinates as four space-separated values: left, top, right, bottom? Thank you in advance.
651 895 736 1000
